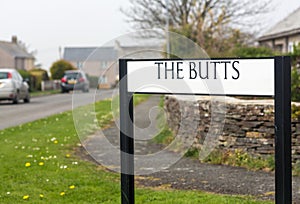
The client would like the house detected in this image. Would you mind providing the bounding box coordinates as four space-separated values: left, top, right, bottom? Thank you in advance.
258 7 300 53
63 38 163 88
0 36 35 70
64 47 118 88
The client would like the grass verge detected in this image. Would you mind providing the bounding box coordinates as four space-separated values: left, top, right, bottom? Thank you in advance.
0 96 272 203
31 89 61 97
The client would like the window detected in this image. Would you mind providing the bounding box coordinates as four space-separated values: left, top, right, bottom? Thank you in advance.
76 61 83 69
274 44 283 52
0 72 9 79
99 76 107 83
101 61 108 69
288 42 294 53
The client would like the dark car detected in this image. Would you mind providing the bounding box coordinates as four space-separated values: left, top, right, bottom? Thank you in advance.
60 70 89 93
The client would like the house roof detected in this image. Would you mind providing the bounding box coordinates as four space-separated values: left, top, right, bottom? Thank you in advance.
0 41 34 58
259 7 300 41
63 47 118 61
110 36 164 48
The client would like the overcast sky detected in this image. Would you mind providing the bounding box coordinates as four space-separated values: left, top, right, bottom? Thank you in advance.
1 0 300 70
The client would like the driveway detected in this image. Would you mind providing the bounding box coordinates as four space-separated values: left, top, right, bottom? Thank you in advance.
82 95 300 203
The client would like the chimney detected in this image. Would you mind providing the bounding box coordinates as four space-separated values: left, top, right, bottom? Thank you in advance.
12 36 17 44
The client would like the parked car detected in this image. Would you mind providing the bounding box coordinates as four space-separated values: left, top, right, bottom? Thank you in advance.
60 70 89 93
0 68 30 104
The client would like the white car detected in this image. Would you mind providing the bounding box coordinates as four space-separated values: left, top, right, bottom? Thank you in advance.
0 68 30 104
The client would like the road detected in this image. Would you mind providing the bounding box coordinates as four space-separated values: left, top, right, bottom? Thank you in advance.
0 89 114 130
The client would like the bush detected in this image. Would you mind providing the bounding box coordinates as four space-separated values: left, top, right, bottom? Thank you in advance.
291 68 300 102
17 69 49 91
50 60 76 80
18 69 31 80
87 75 99 89
29 69 49 91
232 46 275 58
18 70 33 91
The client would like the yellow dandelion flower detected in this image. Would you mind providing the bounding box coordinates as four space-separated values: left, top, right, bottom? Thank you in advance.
65 154 70 158
23 195 29 200
54 140 58 144
69 185 75 189
40 194 44 198
25 162 31 167
60 192 65 196
39 162 44 166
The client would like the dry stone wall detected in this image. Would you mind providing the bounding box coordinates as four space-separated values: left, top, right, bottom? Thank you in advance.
164 95 300 165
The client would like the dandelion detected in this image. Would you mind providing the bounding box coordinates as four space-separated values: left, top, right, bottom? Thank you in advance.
69 185 75 189
60 192 65 196
54 140 58 144
39 162 44 166
65 154 70 158
40 194 44 198
23 195 29 200
25 162 31 167
32 147 40 151
60 165 68 169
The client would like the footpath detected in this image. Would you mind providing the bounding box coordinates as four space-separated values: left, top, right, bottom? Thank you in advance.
82 96 300 202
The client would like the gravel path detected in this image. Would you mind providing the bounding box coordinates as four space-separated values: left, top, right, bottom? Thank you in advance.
80 95 300 203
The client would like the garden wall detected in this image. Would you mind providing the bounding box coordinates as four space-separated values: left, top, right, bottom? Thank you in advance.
164 95 300 165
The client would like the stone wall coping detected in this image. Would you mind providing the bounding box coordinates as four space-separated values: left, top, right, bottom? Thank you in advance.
167 95 300 106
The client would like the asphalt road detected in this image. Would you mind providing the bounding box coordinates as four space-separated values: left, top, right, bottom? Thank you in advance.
0 89 114 130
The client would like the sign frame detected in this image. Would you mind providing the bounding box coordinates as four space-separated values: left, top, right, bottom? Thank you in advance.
119 56 291 204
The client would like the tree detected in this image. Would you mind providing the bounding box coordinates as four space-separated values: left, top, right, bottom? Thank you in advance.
122 0 270 56
50 60 76 80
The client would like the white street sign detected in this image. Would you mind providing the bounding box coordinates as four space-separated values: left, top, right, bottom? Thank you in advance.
127 59 275 96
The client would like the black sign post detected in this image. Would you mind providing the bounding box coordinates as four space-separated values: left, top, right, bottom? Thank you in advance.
119 57 292 204
119 59 134 204
275 56 292 203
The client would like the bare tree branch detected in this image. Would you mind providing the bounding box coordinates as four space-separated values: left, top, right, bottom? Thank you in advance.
121 0 272 54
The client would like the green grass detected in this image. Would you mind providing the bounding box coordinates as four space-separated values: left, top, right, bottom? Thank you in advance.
31 89 61 97
133 94 152 105
152 127 174 144
203 149 275 172
152 96 175 145
0 98 272 203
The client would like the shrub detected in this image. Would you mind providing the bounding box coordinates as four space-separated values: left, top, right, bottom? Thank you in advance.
232 46 275 58
50 60 76 80
87 75 99 89
18 70 33 91
18 69 31 80
291 68 300 102
29 69 49 91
